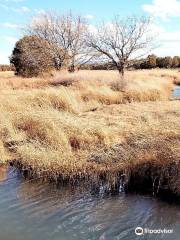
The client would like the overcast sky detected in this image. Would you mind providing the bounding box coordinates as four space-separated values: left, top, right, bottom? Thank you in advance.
0 0 180 64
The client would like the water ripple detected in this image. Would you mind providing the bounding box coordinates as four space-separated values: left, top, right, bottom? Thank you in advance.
0 166 179 240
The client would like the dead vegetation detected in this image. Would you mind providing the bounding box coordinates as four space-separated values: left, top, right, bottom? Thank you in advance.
0 69 179 197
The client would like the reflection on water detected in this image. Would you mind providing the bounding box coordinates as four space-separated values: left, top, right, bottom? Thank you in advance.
0 165 7 182
173 85 180 97
0 166 180 240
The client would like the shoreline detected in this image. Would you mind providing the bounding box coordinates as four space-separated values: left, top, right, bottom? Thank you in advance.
6 132 180 201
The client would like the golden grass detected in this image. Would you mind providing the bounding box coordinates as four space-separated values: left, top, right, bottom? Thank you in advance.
0 69 174 113
174 77 180 85
0 69 174 91
0 69 179 195
1 100 179 193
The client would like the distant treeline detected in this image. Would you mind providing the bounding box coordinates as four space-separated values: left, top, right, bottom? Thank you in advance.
134 55 180 69
1 55 180 72
0 64 15 72
81 55 180 70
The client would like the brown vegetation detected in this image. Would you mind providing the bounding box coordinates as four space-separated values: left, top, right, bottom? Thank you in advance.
0 64 14 72
10 36 55 77
174 76 180 85
0 69 179 197
27 12 92 73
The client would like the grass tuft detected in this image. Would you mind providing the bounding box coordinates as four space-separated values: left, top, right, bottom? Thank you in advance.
0 69 179 196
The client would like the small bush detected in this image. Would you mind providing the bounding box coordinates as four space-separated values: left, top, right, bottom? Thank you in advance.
10 35 55 77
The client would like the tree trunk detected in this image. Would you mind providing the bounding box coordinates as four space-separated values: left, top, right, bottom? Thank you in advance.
68 64 75 72
118 65 126 91
118 65 125 79
68 57 75 72
118 66 124 78
54 57 62 71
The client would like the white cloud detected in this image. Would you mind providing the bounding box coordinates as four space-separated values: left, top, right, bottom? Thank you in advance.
87 24 97 34
154 41 180 56
21 6 29 12
146 22 180 56
151 23 180 42
84 14 94 20
34 9 46 15
0 3 30 13
142 1 180 55
0 36 17 63
2 22 21 28
161 31 180 42
0 52 10 64
4 36 18 44
14 6 30 13
143 0 180 20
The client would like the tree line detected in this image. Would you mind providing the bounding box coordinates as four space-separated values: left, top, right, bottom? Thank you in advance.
2 54 179 73
82 55 180 70
134 55 180 69
3 54 180 73
0 64 15 71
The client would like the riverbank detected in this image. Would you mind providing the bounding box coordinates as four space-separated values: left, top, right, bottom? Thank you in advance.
11 101 180 198
0 70 179 198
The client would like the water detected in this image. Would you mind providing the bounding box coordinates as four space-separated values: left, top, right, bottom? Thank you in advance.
0 166 180 240
173 85 180 98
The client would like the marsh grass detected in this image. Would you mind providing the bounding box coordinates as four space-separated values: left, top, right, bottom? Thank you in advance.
0 69 179 196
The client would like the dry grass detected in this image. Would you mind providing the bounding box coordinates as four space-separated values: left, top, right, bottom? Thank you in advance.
174 77 180 86
0 69 179 195
0 69 174 113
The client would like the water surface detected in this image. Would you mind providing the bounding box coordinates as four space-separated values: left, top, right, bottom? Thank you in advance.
173 85 180 97
0 166 179 240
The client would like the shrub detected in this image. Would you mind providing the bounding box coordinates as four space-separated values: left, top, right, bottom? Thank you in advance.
10 35 55 77
172 56 180 68
0 64 15 72
146 54 157 68
156 56 173 68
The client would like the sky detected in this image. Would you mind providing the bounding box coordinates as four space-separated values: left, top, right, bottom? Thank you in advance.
1 0 180 63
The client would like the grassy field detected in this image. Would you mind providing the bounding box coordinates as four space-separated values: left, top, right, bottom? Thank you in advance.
0 69 179 196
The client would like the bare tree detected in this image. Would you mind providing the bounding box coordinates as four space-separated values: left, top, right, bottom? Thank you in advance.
27 12 93 72
87 16 154 79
